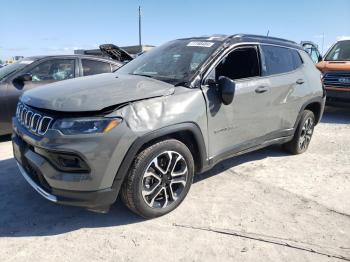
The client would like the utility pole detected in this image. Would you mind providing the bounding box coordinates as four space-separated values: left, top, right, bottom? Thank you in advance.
138 6 142 48
322 32 325 55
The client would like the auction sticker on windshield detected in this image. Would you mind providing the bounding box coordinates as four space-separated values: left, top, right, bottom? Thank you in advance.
187 41 214 47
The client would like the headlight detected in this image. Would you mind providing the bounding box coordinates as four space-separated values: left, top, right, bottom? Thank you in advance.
52 117 122 135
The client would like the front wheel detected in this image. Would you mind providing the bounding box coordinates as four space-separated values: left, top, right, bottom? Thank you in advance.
283 110 315 155
121 139 194 218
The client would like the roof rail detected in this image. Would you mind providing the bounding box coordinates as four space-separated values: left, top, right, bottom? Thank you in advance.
229 34 297 45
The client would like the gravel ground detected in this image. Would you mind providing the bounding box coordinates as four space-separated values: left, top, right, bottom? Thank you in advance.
0 106 349 262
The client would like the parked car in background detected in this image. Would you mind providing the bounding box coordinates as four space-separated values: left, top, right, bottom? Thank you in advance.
12 34 325 218
316 39 350 105
0 53 124 135
301 41 322 64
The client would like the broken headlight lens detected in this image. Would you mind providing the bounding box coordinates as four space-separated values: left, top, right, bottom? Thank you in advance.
52 117 122 135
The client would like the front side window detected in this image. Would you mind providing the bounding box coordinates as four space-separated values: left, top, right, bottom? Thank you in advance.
116 39 221 85
208 47 260 81
0 58 35 81
82 59 112 76
261 45 295 76
325 40 350 61
29 59 75 82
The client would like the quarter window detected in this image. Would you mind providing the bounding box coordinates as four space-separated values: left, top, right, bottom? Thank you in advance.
111 63 121 72
82 59 112 76
291 50 303 69
261 45 296 75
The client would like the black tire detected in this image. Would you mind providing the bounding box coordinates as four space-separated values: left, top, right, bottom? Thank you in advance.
283 110 315 155
121 139 194 218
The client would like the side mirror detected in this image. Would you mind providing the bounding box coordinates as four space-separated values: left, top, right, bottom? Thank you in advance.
204 78 216 86
218 76 235 105
14 73 32 83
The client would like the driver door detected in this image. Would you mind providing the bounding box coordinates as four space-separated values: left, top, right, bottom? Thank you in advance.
201 45 273 159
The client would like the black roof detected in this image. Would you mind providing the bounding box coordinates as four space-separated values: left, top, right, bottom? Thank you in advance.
179 34 302 50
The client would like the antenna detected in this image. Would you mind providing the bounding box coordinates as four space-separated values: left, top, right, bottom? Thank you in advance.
266 30 270 37
138 6 142 48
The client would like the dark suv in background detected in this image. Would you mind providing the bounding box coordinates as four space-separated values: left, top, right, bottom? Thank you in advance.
0 54 123 135
12 34 325 218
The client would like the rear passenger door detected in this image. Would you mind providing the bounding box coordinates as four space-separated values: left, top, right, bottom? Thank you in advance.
259 45 306 132
80 59 113 76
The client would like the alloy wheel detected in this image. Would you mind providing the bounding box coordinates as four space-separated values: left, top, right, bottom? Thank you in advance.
299 117 314 150
141 151 188 209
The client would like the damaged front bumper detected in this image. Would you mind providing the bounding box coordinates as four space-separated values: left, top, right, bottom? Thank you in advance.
11 116 134 209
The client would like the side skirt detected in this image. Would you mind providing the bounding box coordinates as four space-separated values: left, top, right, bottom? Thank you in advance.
201 133 294 173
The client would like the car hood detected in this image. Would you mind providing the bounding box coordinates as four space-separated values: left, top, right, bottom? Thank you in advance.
21 73 175 112
99 44 134 62
316 61 350 73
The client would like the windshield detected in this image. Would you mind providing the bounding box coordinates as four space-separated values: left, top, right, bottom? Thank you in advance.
325 40 350 61
0 58 35 81
116 39 221 85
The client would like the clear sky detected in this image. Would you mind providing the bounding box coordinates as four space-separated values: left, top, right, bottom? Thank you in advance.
1 0 350 60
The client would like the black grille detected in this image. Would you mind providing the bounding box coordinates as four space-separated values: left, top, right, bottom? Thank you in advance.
16 102 53 136
323 71 350 89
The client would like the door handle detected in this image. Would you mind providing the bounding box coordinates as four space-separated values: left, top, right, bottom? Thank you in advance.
255 86 268 93
296 79 305 85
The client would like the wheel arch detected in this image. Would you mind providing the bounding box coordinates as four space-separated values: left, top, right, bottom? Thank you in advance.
294 97 325 128
112 122 208 193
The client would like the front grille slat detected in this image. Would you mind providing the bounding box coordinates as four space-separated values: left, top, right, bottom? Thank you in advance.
16 102 53 136
323 71 350 89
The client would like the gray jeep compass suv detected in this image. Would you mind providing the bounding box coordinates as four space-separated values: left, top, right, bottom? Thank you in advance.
12 34 325 218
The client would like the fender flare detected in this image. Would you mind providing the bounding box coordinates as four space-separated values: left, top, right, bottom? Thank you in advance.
293 96 325 128
111 122 208 193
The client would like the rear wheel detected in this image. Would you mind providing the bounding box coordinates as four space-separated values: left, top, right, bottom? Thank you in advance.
121 139 194 218
283 110 315 155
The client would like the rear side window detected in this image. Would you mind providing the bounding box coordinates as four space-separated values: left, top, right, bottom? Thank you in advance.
291 50 303 69
82 59 112 76
261 45 296 76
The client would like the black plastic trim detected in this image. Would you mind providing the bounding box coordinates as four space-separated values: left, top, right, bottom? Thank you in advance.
294 96 326 127
207 129 294 170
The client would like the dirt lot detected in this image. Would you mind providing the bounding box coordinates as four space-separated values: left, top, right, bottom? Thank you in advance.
0 106 349 262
